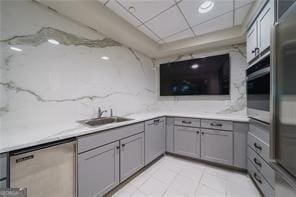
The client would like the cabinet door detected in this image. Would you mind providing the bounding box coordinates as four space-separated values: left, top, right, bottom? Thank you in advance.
258 2 273 54
247 22 258 63
201 129 233 165
166 117 175 153
174 126 201 158
120 133 144 182
78 141 119 197
145 118 165 164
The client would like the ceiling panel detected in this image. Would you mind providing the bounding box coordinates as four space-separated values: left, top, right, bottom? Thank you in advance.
117 0 176 23
106 0 141 27
144 6 189 39
235 3 253 26
193 12 233 36
178 0 233 27
235 0 255 8
164 28 194 42
137 25 160 41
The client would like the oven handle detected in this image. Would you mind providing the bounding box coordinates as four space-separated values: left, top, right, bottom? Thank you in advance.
247 67 270 81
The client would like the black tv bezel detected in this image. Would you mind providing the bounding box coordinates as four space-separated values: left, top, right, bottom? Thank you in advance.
159 53 231 96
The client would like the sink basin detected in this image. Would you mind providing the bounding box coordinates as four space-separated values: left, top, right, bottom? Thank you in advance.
78 116 133 127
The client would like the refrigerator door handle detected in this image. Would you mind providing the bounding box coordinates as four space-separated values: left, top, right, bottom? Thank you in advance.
270 22 279 160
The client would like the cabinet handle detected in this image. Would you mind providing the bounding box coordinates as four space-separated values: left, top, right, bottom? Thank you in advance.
122 144 125 147
253 143 262 151
253 173 262 184
196 131 200 134
255 47 260 56
154 119 160 124
253 158 262 167
182 120 192 124
201 132 204 135
116 146 120 150
210 123 222 127
252 49 256 54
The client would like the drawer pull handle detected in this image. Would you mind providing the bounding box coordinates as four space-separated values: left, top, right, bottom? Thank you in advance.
182 120 192 124
122 144 125 147
201 132 204 135
254 143 262 150
196 131 200 134
210 123 222 127
253 158 262 167
253 173 262 184
116 146 120 150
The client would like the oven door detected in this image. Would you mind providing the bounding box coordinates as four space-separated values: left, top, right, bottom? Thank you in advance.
247 68 270 123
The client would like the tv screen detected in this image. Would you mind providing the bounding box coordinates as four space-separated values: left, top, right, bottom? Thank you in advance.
160 54 230 96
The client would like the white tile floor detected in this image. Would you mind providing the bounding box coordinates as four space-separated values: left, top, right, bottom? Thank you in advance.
113 156 261 197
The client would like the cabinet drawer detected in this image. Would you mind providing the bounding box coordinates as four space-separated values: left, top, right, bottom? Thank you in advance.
174 117 200 127
248 147 275 187
0 154 7 179
248 132 270 162
248 159 274 197
250 119 270 145
146 117 165 126
201 119 233 131
78 123 144 153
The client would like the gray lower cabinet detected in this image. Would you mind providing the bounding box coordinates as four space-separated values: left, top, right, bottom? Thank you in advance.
201 129 233 165
174 126 201 158
120 133 144 182
0 179 6 188
78 141 120 197
165 117 174 153
145 118 165 164
233 122 248 169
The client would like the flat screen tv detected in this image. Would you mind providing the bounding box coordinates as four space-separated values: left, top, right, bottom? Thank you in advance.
160 54 230 96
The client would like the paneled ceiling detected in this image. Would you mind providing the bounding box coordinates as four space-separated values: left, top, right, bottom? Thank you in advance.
99 0 254 44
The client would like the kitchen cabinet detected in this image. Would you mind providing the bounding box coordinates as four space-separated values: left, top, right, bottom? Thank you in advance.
0 154 7 180
257 1 273 54
201 129 233 165
120 133 144 182
233 122 249 169
246 1 274 63
145 118 165 164
174 126 201 158
78 141 120 197
247 22 258 63
165 117 174 153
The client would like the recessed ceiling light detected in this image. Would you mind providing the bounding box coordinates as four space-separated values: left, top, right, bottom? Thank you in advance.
48 39 60 45
128 6 136 13
191 64 199 69
198 0 214 14
10 46 23 52
101 56 109 60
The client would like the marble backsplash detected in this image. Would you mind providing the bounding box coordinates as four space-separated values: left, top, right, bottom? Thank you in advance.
0 1 247 135
0 1 157 132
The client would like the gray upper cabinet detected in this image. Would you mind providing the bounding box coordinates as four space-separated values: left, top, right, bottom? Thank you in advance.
247 21 258 63
145 118 165 164
166 117 175 153
246 0 274 63
174 126 201 158
201 129 233 165
257 1 273 54
78 141 120 197
120 133 144 182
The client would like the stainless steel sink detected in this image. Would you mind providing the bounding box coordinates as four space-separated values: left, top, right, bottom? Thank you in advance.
78 116 133 127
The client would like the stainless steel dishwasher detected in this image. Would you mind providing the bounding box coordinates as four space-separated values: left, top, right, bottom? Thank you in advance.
10 140 76 197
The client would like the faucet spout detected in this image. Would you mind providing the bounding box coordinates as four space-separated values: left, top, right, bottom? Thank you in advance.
97 107 107 118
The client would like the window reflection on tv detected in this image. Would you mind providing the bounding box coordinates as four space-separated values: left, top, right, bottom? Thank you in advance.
160 54 230 96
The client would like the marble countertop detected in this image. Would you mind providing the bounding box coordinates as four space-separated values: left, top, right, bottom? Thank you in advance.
0 112 249 153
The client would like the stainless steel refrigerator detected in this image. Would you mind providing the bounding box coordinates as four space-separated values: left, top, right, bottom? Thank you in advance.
271 1 296 196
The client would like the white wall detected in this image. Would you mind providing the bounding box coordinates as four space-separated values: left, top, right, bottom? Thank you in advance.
154 45 248 116
0 1 157 132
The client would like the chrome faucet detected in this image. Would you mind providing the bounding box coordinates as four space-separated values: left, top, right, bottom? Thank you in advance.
97 107 107 118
